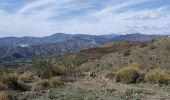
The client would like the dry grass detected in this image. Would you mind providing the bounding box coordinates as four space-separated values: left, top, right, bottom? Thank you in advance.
32 79 49 91
49 77 62 87
32 76 63 91
105 71 115 79
115 64 141 83
0 73 19 90
145 69 170 84
18 71 33 83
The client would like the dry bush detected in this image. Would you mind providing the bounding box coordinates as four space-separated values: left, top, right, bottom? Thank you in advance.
0 73 19 90
0 73 28 91
32 79 49 91
18 71 33 83
115 64 141 83
145 69 170 84
49 77 62 87
53 66 68 75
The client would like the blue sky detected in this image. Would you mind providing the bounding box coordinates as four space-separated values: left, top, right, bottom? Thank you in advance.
0 0 170 37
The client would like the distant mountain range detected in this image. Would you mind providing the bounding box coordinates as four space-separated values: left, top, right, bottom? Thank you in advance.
0 33 165 62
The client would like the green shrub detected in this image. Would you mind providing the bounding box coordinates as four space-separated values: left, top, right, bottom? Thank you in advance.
32 59 68 79
115 64 141 83
32 59 55 78
145 69 170 84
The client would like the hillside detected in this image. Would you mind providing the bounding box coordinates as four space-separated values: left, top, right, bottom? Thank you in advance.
0 33 165 63
78 37 170 73
0 37 169 100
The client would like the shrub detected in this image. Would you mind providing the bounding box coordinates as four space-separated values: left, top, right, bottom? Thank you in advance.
32 79 49 91
0 73 28 91
32 59 68 79
49 77 62 87
18 71 33 83
105 71 115 79
145 69 170 84
115 64 141 83
32 59 55 79
53 66 68 75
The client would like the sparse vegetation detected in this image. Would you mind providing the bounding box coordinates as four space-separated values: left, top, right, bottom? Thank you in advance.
49 77 62 87
32 76 63 91
32 79 50 91
145 69 170 84
105 71 115 79
18 71 33 83
115 64 141 83
0 37 170 99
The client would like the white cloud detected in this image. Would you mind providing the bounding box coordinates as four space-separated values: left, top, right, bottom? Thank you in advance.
18 0 57 14
91 0 152 17
124 7 168 20
0 0 170 37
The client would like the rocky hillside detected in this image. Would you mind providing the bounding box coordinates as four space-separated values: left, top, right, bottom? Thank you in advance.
76 37 170 75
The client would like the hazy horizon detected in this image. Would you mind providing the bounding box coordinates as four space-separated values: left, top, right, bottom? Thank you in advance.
0 0 170 37
0 33 168 38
